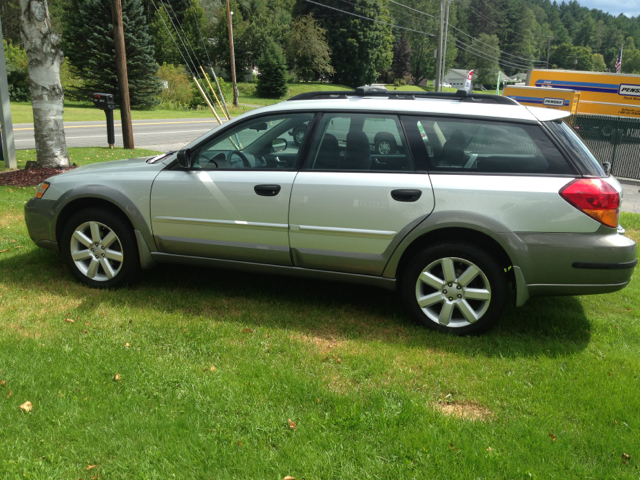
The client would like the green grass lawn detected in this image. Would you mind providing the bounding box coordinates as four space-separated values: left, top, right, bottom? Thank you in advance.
1 147 162 174
8 101 254 125
1 154 639 477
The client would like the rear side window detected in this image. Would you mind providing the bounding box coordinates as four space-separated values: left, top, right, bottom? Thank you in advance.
545 120 606 177
305 113 413 172
402 116 575 175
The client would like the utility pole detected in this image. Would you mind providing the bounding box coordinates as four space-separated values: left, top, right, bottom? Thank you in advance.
0 14 17 169
434 0 445 92
545 36 551 69
226 0 238 107
440 0 453 88
111 0 134 148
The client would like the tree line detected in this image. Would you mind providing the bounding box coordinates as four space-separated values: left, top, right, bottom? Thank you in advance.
2 0 640 107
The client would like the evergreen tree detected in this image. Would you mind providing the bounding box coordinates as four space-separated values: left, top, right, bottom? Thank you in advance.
255 41 288 98
64 0 162 108
390 35 411 81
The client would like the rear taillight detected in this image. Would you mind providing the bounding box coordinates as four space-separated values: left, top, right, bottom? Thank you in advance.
559 178 620 228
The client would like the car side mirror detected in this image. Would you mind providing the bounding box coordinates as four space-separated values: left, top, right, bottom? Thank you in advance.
177 148 192 169
272 138 287 153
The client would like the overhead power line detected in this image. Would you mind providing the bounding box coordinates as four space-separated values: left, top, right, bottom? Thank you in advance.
304 0 435 36
308 0 536 70
385 0 545 66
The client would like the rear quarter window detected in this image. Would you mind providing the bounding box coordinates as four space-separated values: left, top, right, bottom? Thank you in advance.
545 120 606 177
402 116 576 175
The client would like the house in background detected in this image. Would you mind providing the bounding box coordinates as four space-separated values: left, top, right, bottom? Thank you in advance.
443 69 518 90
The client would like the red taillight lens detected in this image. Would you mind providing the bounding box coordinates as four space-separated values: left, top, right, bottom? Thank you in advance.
559 178 620 228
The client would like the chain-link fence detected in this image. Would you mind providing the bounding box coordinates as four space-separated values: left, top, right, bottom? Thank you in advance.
564 114 640 180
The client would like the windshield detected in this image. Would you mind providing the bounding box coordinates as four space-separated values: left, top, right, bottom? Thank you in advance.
545 120 606 177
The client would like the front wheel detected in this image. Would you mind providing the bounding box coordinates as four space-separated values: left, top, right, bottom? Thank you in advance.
61 208 140 288
400 243 508 335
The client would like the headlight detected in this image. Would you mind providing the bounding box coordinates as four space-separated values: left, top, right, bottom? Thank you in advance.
35 182 50 199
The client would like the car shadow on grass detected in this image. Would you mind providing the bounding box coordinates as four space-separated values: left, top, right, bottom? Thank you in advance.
1 250 592 358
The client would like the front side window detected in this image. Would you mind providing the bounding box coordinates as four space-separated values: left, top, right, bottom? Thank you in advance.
191 113 314 170
306 113 413 171
403 116 575 175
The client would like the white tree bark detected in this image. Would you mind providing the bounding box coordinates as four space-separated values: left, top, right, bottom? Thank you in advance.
20 0 70 168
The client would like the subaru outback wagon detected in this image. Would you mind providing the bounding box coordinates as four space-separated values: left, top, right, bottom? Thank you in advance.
25 87 637 335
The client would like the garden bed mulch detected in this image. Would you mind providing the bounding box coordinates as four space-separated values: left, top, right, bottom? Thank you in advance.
0 166 77 187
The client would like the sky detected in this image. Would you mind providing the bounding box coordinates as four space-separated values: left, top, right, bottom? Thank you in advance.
575 0 640 18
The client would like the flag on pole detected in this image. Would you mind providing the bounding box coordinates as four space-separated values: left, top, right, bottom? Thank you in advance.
496 71 502 95
615 46 623 73
464 70 474 91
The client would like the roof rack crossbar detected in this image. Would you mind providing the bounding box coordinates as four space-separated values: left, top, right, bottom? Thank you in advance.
287 88 518 105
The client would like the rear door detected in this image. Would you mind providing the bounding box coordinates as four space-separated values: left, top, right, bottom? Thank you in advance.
289 112 435 276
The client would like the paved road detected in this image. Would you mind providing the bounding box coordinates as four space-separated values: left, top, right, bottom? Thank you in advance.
12 118 225 152
621 181 640 214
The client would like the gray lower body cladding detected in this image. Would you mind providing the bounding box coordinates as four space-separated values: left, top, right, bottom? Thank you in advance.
24 198 59 252
503 230 637 297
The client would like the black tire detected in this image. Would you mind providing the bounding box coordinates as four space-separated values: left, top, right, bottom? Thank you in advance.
374 133 396 155
61 208 140 288
400 243 508 335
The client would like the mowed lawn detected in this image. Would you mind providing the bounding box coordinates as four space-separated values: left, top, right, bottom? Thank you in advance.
1 153 639 478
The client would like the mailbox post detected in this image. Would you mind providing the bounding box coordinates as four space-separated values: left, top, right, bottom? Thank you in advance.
92 93 116 148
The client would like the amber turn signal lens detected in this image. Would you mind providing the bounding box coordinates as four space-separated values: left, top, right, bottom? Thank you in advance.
35 182 50 199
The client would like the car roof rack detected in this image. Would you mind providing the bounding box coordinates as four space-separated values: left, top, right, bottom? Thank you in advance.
287 86 518 105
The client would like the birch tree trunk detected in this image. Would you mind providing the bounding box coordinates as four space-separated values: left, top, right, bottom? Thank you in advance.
20 0 70 168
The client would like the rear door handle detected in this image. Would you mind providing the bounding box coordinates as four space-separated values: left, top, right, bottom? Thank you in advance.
254 184 281 196
391 189 422 202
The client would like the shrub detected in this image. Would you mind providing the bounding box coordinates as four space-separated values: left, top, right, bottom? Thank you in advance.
3 40 30 101
157 63 194 110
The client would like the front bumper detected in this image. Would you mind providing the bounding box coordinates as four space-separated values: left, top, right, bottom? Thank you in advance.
24 198 59 252
504 227 637 298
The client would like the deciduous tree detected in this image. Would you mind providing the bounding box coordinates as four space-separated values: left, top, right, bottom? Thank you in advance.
20 0 70 168
285 15 333 82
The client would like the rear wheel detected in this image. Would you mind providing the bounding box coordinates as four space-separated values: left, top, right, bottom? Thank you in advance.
401 243 508 335
61 208 140 288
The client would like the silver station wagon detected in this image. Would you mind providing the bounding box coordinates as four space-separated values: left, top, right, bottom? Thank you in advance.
25 87 637 335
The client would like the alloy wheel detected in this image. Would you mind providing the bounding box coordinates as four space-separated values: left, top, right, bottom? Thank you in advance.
414 256 491 328
69 221 124 281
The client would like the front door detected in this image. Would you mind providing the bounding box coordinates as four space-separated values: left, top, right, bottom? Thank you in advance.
289 112 435 275
151 113 314 266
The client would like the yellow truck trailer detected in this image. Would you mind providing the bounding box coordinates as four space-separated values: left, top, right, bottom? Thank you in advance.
504 85 580 113
526 69 640 118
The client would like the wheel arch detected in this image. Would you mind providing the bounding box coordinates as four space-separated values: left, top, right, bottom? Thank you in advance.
393 227 513 286
52 186 157 267
383 211 527 287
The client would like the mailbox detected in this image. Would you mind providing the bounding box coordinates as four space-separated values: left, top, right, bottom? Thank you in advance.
93 93 116 148
92 93 116 110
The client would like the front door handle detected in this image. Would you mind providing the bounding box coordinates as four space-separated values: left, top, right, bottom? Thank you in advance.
391 189 422 202
254 184 281 196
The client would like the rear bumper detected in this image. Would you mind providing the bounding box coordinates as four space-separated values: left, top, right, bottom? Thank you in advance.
501 228 637 299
